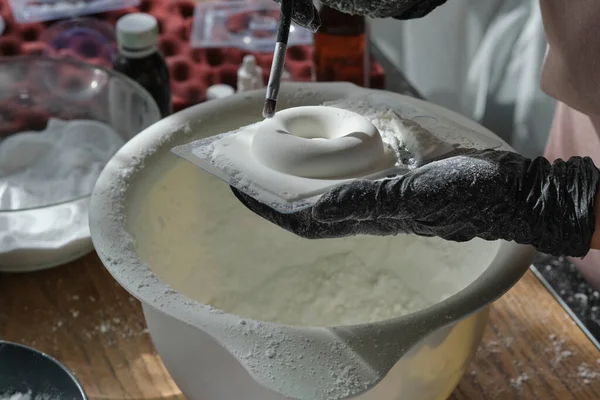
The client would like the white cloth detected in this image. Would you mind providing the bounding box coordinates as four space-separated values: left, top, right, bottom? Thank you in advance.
370 0 556 157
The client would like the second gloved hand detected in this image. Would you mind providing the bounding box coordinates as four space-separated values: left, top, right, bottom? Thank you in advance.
232 149 600 258
275 0 448 32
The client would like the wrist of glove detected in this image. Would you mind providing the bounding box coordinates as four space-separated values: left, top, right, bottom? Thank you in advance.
232 149 600 258
274 0 447 32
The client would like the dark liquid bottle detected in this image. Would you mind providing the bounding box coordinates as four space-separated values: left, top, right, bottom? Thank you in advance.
113 13 172 118
313 5 369 87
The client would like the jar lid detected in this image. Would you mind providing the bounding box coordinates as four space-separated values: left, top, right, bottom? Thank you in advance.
206 84 235 100
116 13 159 51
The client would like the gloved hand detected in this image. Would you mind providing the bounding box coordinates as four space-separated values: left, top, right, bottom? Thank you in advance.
271 0 321 32
273 0 448 32
232 149 600 257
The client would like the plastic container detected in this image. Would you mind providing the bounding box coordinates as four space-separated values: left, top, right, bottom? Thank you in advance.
8 0 141 23
191 0 313 52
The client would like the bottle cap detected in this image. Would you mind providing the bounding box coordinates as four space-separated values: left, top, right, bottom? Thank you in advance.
207 84 235 100
242 54 257 69
237 55 264 92
116 13 159 53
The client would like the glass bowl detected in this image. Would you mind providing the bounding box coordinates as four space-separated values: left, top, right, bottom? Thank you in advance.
0 56 161 272
40 18 117 69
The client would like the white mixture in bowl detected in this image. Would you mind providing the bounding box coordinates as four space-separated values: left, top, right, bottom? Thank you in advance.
132 101 499 327
0 118 124 210
0 118 124 268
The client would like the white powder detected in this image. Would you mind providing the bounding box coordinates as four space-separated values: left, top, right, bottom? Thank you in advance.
322 99 419 166
510 373 529 388
210 252 431 326
0 392 58 400
0 118 124 210
322 98 494 161
578 363 600 384
0 118 124 268
547 334 573 366
137 143 499 328
0 393 31 400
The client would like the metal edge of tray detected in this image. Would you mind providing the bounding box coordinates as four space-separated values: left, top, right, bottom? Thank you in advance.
530 265 600 351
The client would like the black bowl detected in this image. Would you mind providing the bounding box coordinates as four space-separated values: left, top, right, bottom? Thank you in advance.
0 341 87 399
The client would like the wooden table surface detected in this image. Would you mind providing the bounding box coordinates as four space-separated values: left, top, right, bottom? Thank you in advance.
1 252 600 400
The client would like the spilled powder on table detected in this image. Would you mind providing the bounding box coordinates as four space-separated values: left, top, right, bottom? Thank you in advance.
578 363 600 385
510 374 529 389
20 293 149 351
469 327 600 397
547 334 574 366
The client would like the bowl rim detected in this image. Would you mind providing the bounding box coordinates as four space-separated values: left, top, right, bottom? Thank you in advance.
89 82 535 336
0 340 88 399
0 55 162 212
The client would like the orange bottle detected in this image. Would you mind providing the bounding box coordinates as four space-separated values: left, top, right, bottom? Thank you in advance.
313 5 369 87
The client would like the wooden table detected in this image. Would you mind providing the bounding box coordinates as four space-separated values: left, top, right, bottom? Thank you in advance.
2 252 600 399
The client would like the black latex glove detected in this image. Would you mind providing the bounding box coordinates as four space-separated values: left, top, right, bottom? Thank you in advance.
273 0 447 31
232 149 600 258
272 0 321 32
390 0 449 20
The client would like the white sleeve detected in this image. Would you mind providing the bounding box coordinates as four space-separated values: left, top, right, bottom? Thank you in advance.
370 0 556 157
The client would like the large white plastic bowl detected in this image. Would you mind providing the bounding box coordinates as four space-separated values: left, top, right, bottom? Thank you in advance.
90 82 535 400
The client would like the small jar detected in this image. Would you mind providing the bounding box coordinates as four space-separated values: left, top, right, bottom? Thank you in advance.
113 13 172 118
